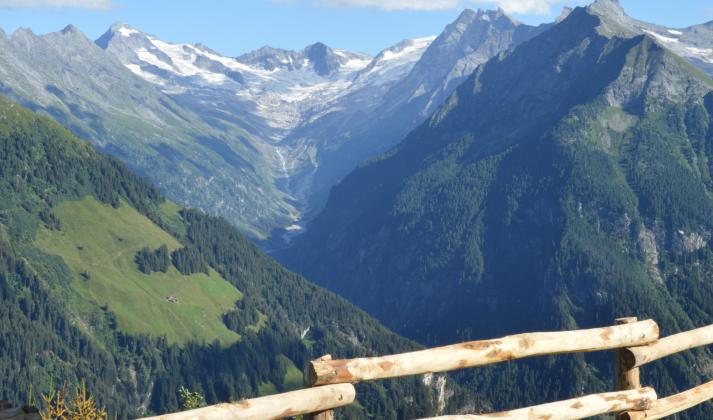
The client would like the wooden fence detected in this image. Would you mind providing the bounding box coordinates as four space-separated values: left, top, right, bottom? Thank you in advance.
133 317 713 418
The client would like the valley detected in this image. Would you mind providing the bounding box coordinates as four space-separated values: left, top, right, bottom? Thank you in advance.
3 0 713 418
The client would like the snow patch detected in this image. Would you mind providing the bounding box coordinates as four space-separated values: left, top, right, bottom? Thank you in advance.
667 29 683 36
643 29 680 44
117 26 139 37
125 63 165 85
135 48 174 72
685 46 713 64
342 57 372 71
381 36 436 63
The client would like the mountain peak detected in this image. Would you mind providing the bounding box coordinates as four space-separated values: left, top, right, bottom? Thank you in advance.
556 7 574 23
455 8 477 23
11 27 36 39
61 24 80 35
446 7 520 37
588 0 626 20
305 41 330 50
236 45 302 71
304 42 342 76
585 0 638 37
53 24 95 45
109 22 142 38
474 8 520 26
96 22 143 49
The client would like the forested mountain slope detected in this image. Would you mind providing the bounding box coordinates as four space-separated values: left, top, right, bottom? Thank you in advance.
0 94 467 418
281 8 554 223
283 0 713 416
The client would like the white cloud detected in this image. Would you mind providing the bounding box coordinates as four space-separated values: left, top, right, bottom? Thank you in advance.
469 0 585 15
0 0 114 10
317 0 460 10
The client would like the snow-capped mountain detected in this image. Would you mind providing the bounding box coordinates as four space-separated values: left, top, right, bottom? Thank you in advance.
352 36 438 88
5 2 712 241
237 42 372 76
95 21 436 238
0 10 563 240
98 24 376 138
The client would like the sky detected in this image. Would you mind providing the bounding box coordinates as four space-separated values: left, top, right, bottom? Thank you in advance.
0 0 710 57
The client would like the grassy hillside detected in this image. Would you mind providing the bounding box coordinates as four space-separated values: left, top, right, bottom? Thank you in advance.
34 197 241 345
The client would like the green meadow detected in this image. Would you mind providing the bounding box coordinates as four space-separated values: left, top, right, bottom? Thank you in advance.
35 197 242 345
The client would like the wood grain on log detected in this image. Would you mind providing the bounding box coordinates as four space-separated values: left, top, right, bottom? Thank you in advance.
421 388 657 420
142 383 355 420
624 324 713 369
306 320 659 386
621 380 713 419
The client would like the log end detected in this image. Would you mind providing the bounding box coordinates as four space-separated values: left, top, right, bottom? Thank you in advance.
305 355 337 387
619 347 638 371
304 361 320 387
305 355 356 387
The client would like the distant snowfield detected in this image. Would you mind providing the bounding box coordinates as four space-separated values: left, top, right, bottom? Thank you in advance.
643 29 679 44
641 28 713 65
117 23 434 136
106 23 436 233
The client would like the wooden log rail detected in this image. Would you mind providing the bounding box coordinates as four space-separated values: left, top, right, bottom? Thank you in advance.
141 384 355 420
421 388 657 420
623 323 713 369
132 318 713 420
305 320 659 386
621 379 713 419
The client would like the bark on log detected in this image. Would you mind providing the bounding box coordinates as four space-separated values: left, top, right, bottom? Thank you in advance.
621 380 713 419
623 323 713 369
305 320 659 386
421 388 657 420
141 384 355 420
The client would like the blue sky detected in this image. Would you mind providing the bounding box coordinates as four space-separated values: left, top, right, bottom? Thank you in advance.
0 0 710 56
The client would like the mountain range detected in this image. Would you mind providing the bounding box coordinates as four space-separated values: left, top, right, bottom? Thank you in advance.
4 0 713 418
281 1 713 417
1 3 712 243
0 7 574 240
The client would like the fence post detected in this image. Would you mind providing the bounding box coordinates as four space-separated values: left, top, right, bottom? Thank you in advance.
615 317 641 390
305 355 336 420
616 317 641 420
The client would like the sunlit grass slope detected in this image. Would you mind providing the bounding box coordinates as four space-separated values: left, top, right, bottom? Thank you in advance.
35 196 242 345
